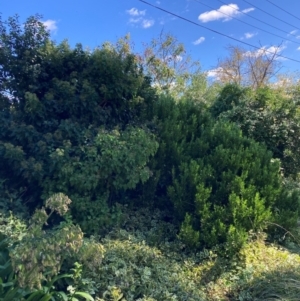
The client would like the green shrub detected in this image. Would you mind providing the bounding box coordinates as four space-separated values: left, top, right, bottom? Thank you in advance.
140 95 299 251
210 83 251 118
212 84 300 178
0 193 102 300
168 121 283 250
136 95 212 209
90 206 300 301
93 206 207 301
0 179 29 220
0 232 29 301
0 15 158 235
42 126 158 234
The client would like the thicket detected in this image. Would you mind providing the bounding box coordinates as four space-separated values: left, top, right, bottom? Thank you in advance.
0 14 158 234
211 84 300 179
1 14 300 300
138 95 299 251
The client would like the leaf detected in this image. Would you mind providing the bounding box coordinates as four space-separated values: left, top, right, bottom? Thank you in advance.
25 291 45 301
1 281 14 288
73 291 94 301
46 273 73 289
2 287 23 301
52 291 68 301
39 293 53 301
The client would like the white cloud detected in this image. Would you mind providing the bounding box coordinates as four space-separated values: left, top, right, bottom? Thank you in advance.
193 37 205 45
126 7 154 29
207 67 240 81
289 30 297 35
175 55 183 62
174 55 183 62
198 4 254 23
242 7 255 13
206 67 223 79
244 45 286 59
297 47 300 51
126 8 146 16
142 19 155 28
156 1 161 4
43 19 58 33
162 55 183 64
244 32 256 39
170 55 183 62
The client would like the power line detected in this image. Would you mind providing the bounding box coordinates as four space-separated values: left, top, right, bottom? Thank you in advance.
241 0 300 31
137 0 300 64
265 0 300 23
216 0 300 39
194 0 300 46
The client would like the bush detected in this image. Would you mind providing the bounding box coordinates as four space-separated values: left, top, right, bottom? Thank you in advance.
140 95 299 251
168 121 284 250
136 95 211 209
42 126 158 234
0 193 102 300
0 15 158 234
212 84 300 178
88 206 300 301
93 206 207 301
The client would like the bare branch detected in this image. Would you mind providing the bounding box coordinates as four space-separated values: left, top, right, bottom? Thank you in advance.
214 44 283 89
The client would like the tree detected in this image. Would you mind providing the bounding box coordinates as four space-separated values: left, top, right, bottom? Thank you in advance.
0 15 158 233
139 30 195 91
108 31 219 103
138 31 217 102
213 44 282 89
0 14 50 109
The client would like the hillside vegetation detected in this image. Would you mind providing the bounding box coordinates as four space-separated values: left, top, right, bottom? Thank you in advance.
0 15 300 300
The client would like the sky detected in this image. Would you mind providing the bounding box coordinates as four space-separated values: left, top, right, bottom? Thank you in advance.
2 0 300 78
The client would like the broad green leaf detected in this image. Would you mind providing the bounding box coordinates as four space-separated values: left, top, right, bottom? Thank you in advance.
73 292 94 301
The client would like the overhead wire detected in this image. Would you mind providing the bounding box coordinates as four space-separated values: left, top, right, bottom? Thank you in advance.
137 0 300 64
193 0 300 46
265 0 300 22
216 0 300 38
241 0 300 31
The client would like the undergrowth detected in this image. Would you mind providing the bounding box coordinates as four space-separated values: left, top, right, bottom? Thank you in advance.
1 203 300 300
82 205 300 301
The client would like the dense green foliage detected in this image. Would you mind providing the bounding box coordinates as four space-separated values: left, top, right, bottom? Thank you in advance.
140 95 299 250
1 14 300 301
211 84 300 179
0 15 158 232
2 204 300 301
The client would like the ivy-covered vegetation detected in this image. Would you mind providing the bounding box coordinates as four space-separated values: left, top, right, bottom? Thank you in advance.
1 14 300 300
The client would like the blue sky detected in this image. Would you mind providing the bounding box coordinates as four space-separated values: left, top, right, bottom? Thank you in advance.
2 0 300 77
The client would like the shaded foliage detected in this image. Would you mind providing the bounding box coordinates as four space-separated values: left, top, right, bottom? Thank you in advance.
1 14 300 295
140 95 299 250
0 15 158 230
